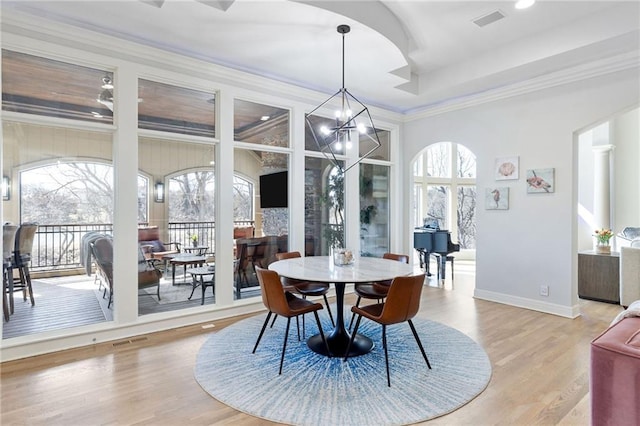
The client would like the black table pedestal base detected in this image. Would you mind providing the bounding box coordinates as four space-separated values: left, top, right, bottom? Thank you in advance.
308 332 373 358
306 281 374 357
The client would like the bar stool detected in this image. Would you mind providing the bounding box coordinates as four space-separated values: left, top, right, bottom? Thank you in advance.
3 224 18 320
434 253 455 281
11 223 38 307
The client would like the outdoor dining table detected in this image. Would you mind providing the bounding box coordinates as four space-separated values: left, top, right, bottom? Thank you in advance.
182 245 209 256
186 265 215 305
269 255 415 358
164 254 206 285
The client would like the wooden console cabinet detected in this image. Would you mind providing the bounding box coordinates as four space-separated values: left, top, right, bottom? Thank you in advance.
578 250 620 304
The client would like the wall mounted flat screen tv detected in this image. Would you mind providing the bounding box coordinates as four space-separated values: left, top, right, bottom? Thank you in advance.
259 171 288 208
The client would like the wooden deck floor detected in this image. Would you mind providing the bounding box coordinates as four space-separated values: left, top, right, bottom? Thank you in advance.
3 272 261 339
2 277 107 339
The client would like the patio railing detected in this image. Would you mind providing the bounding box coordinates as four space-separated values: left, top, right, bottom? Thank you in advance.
29 221 254 272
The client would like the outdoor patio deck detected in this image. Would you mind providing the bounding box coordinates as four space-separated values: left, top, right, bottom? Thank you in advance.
3 272 261 339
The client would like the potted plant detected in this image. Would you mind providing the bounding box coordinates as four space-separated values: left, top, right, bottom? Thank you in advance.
190 233 199 247
594 228 613 254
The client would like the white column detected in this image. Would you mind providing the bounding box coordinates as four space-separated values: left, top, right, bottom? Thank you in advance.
593 145 615 230
215 89 235 306
112 63 139 323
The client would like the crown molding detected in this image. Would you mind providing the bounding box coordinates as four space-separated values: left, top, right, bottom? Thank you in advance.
405 50 640 123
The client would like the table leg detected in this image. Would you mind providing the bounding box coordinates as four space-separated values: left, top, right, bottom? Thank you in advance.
188 275 199 300
172 264 176 286
307 282 373 357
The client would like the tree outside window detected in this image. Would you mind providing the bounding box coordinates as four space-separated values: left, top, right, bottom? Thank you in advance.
21 162 147 224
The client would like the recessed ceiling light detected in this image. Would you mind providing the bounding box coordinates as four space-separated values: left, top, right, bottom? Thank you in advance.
515 0 535 9
260 115 270 121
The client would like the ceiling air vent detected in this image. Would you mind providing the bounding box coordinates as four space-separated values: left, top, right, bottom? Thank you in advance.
473 10 506 28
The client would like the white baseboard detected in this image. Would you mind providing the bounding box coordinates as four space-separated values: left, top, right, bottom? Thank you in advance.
474 289 581 319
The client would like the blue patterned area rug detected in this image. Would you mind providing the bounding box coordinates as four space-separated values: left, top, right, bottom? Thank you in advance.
194 308 492 425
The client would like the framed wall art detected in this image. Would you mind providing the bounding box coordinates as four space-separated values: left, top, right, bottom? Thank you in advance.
526 168 555 193
495 156 519 180
485 187 509 210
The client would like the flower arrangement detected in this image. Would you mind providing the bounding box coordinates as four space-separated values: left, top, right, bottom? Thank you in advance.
190 234 198 246
594 228 613 245
332 248 354 266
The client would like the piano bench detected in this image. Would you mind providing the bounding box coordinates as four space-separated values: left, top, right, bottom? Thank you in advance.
434 254 455 281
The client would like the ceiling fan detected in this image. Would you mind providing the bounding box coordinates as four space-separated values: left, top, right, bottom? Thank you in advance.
96 75 113 111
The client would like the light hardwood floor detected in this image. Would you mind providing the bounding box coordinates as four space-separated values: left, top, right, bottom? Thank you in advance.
0 264 622 425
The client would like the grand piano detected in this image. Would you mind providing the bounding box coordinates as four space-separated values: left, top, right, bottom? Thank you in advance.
413 223 460 280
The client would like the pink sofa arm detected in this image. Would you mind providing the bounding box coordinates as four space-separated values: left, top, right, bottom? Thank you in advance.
590 317 640 425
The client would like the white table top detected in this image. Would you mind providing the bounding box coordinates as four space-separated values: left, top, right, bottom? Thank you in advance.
268 256 415 283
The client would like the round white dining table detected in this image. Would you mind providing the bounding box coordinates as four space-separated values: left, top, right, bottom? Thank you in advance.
269 255 416 357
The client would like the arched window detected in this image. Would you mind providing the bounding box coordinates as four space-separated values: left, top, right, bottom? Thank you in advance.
413 142 476 251
166 170 254 222
20 161 148 224
168 170 215 222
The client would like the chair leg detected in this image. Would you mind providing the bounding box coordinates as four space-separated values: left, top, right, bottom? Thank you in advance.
322 294 335 327
382 325 391 387
2 270 9 322
301 296 307 339
270 314 278 328
279 317 291 375
18 267 27 301
344 314 362 361
313 311 331 357
348 296 362 331
7 265 14 314
252 311 272 354
408 319 432 369
22 265 35 305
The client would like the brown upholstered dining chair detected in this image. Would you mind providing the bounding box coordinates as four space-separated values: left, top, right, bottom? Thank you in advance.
253 267 330 375
348 252 409 330
344 273 431 387
3 224 18 321
275 251 334 328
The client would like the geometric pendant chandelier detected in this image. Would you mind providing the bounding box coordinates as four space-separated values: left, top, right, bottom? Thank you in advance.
305 24 381 174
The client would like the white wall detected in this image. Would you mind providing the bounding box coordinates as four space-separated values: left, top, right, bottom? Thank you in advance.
612 108 640 235
577 129 596 251
404 68 640 318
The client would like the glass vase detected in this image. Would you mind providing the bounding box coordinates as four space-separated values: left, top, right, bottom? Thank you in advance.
596 242 611 254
